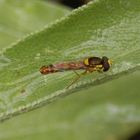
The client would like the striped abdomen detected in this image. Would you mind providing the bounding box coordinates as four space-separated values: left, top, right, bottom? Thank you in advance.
40 61 86 75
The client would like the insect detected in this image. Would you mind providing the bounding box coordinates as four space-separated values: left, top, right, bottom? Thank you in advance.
40 56 112 88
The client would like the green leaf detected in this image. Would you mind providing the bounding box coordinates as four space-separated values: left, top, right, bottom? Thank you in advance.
0 0 140 124
0 0 70 50
0 71 139 140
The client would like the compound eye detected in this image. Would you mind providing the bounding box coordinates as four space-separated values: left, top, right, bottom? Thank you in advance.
102 56 110 71
103 62 110 71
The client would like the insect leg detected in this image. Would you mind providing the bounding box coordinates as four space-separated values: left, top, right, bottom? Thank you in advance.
66 70 87 89
73 70 81 77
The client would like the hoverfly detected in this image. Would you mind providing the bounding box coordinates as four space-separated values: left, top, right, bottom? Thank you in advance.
40 56 112 88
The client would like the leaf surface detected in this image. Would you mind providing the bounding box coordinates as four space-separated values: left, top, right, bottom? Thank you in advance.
0 0 140 122
0 71 139 140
